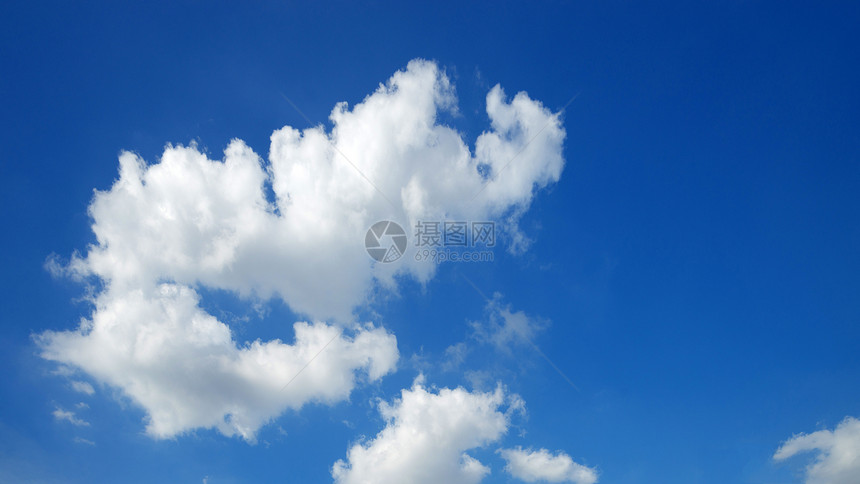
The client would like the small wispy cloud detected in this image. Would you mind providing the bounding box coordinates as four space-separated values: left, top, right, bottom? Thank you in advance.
470 292 549 352
70 380 94 395
50 365 74 377
442 342 469 371
52 407 89 427
442 292 550 371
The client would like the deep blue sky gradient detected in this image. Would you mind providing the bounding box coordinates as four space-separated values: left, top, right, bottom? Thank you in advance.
1 1 859 483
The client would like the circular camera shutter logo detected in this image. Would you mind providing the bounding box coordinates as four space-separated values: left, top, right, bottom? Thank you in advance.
365 221 407 263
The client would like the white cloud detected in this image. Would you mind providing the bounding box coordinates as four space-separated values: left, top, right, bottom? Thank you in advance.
70 380 94 395
39 59 564 442
774 416 860 484
500 447 598 484
58 58 564 322
73 437 96 446
39 284 397 441
443 341 469 371
52 407 89 427
444 293 548 369
332 379 517 484
471 293 548 352
50 365 75 377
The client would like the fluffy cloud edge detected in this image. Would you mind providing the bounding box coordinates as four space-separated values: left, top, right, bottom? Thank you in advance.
332 379 518 484
499 446 598 484
774 416 860 484
57 58 566 322
38 283 399 441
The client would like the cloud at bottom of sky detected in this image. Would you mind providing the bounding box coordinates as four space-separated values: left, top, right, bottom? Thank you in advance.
499 447 598 484
774 416 860 484
332 378 597 484
332 379 514 484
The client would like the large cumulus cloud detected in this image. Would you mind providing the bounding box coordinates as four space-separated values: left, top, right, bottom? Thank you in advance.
38 58 566 441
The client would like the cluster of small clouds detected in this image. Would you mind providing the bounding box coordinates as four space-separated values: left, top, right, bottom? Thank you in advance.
34 52 860 484
775 416 860 484
37 58 600 481
332 379 596 484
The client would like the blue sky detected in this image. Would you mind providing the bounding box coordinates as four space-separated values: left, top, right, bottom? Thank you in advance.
1 1 859 483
